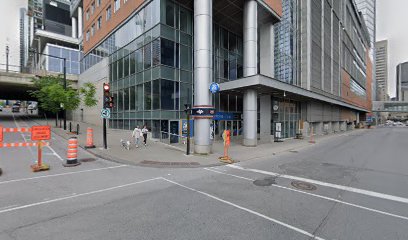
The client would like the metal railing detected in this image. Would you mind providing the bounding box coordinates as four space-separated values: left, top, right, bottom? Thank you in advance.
159 131 189 146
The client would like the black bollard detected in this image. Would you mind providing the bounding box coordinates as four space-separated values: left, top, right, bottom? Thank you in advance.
76 124 80 135
69 122 72 132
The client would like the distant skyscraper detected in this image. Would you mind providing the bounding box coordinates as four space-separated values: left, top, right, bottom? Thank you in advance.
396 62 408 101
20 7 31 72
355 0 376 100
375 40 388 101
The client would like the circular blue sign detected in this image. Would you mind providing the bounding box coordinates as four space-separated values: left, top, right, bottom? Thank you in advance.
209 82 220 94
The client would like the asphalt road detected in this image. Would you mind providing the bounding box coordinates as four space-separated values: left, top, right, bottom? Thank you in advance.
1 111 408 240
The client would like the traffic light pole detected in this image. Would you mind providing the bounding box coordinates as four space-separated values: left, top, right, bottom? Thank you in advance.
103 118 107 149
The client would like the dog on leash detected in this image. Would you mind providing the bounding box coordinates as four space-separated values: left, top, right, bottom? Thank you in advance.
120 139 131 150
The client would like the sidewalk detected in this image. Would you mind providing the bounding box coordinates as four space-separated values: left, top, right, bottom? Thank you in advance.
30 118 366 168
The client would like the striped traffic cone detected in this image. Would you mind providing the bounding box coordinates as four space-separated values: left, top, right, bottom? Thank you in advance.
85 127 96 149
63 137 81 167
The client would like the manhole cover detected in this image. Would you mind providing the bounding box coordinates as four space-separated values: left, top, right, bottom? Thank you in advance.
253 177 276 187
291 181 317 191
80 158 96 162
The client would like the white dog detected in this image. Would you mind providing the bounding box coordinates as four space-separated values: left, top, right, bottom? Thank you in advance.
120 139 131 150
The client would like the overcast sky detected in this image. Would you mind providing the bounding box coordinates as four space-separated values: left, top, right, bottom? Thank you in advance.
377 0 408 98
0 0 26 71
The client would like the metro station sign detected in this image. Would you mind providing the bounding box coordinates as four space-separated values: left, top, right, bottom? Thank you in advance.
31 126 51 141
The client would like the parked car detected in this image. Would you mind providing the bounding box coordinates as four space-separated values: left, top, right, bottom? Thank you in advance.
0 105 3 111
12 104 20 113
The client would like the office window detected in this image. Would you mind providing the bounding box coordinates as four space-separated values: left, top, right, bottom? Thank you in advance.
144 43 152 69
91 24 95 36
114 0 120 12
96 0 101 7
86 9 90 20
86 30 90 41
91 2 95 14
124 0 128 3
106 5 111 20
97 16 102 29
161 38 174 67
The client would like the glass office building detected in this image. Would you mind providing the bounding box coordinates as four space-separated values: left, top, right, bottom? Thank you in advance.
43 43 81 75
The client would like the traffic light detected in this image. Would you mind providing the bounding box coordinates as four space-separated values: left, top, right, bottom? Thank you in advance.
103 83 111 109
108 96 114 108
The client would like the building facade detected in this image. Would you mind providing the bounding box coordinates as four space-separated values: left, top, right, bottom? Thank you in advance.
396 61 408 101
78 0 372 154
355 0 376 103
375 40 388 101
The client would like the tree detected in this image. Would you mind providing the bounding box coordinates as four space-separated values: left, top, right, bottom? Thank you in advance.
30 75 96 125
80 82 98 107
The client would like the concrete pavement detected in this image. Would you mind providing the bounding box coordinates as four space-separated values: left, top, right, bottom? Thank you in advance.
1 111 408 239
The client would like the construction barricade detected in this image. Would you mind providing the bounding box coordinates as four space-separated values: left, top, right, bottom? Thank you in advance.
63 137 81 167
0 125 51 173
85 127 96 148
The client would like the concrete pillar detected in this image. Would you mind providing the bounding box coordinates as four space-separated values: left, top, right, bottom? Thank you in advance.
243 89 257 146
78 7 83 38
260 23 274 78
260 95 271 143
193 0 212 154
243 0 258 146
72 17 77 38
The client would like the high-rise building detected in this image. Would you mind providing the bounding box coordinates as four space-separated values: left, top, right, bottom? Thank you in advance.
26 0 81 75
375 40 388 101
20 8 30 72
355 0 376 102
396 61 408 101
77 0 372 154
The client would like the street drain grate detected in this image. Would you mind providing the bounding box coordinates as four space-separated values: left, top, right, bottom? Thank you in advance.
80 158 97 162
253 177 276 187
291 181 317 191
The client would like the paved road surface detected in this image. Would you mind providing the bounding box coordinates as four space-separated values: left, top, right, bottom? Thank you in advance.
1 112 407 240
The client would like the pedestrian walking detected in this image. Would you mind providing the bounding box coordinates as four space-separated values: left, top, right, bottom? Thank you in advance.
132 125 142 147
142 125 149 146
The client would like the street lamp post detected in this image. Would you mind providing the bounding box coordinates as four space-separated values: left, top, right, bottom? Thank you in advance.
30 50 67 130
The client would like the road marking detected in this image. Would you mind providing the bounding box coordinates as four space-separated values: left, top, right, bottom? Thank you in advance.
0 177 161 214
0 165 128 185
161 177 325 240
12 113 35 158
205 168 408 221
227 165 408 204
0 205 19 211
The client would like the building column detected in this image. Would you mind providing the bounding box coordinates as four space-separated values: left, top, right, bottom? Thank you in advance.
78 7 83 38
193 0 212 154
260 23 274 78
243 0 258 146
260 95 271 143
72 17 77 38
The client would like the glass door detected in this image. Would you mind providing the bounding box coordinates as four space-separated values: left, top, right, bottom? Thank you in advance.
170 120 179 144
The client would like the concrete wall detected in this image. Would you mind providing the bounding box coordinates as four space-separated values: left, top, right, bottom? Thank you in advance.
72 57 109 126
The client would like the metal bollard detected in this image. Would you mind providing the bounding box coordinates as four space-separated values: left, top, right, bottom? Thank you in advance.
69 122 72 132
76 124 80 135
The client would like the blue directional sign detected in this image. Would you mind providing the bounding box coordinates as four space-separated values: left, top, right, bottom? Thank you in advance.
101 108 111 119
209 82 220 94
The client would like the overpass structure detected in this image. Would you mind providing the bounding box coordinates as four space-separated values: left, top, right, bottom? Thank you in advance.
372 101 408 113
0 70 78 101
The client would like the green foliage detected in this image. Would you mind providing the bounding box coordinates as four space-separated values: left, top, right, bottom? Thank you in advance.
30 75 81 113
80 82 98 107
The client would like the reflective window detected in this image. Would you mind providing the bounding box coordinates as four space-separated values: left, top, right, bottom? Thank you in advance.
124 88 129 111
180 45 192 71
97 16 102 29
179 7 192 34
165 1 174 27
136 84 143 111
135 49 143 72
106 5 111 20
161 79 174 110
114 0 120 12
152 39 161 66
118 57 123 79
144 43 152 69
144 82 152 110
130 52 136 75
124 55 129 77
118 89 124 111
161 38 174 67
152 80 160 109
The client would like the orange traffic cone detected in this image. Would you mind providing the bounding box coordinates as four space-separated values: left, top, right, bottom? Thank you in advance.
85 127 96 148
64 137 81 167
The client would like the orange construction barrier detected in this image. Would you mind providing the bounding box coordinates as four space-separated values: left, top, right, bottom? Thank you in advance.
309 126 316 144
219 130 233 164
31 141 50 172
64 137 81 167
85 127 95 149
0 125 51 173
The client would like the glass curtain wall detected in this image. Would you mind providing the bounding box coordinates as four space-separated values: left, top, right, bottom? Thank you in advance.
108 0 193 140
272 98 300 138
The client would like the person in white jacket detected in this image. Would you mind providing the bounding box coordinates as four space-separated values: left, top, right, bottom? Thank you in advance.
132 126 142 147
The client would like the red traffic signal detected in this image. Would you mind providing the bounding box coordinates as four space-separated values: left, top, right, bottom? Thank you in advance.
103 83 110 92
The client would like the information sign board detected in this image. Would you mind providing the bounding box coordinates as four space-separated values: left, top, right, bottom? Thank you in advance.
31 126 51 141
